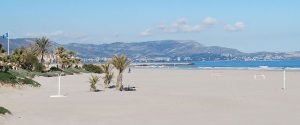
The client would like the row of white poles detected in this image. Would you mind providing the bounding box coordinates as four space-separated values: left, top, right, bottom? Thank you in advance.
50 69 287 98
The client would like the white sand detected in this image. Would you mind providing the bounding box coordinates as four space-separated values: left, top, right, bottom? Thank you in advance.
1 68 300 125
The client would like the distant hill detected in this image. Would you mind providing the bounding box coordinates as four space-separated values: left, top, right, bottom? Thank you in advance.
1 38 300 60
63 40 244 58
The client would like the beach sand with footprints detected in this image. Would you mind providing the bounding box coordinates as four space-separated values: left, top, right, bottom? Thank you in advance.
1 68 300 125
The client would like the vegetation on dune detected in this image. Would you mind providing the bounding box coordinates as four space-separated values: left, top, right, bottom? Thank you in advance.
2 35 134 94
0 72 18 85
0 71 41 87
82 64 103 74
0 106 11 115
1 37 84 87
89 74 100 92
111 55 131 91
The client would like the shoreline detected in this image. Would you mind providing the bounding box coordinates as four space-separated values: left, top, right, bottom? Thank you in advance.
131 67 300 71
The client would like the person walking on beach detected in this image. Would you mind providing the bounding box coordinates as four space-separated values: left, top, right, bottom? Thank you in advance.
128 67 131 73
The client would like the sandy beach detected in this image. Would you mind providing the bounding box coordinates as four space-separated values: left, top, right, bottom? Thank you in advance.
1 68 300 125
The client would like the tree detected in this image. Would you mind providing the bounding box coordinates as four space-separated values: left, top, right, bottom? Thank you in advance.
22 50 39 71
0 44 5 56
111 55 130 91
55 47 67 68
0 44 8 72
35 37 51 63
89 74 99 92
55 47 80 69
11 47 26 69
101 63 114 88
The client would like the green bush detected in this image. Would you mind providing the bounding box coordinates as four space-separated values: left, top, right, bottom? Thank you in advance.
1 72 40 87
34 71 59 77
49 66 62 72
0 72 18 84
34 63 45 72
82 64 103 74
18 77 41 87
0 107 11 115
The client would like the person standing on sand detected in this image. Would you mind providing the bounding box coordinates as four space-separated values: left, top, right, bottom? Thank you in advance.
128 67 131 73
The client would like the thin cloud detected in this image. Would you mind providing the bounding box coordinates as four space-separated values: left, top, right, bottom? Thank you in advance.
139 28 152 37
202 17 218 25
224 22 245 31
25 31 89 42
157 17 216 33
140 17 221 36
139 17 245 36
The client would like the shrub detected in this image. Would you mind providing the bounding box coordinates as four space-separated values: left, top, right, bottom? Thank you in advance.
89 75 100 92
0 72 18 84
18 78 41 87
82 64 103 73
0 72 40 87
64 68 81 74
0 107 11 115
49 66 62 72
34 63 45 72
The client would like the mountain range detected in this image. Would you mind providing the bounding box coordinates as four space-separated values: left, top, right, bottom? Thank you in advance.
1 38 300 61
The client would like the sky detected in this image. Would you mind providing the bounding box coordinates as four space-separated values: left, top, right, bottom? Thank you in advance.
0 0 299 52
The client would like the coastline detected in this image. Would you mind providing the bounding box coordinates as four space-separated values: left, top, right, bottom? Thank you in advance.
131 66 300 71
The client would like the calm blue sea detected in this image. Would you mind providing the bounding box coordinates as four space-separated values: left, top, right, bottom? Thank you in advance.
172 60 300 69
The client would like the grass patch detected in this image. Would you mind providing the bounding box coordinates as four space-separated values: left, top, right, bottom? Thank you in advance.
0 72 18 85
5 68 90 80
0 107 12 115
2 71 41 87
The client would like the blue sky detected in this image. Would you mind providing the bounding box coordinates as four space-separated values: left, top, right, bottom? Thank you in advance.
0 0 299 52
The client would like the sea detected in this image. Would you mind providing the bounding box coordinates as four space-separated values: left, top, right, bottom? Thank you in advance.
137 60 300 70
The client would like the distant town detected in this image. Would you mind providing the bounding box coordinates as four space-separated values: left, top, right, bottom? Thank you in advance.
82 52 300 63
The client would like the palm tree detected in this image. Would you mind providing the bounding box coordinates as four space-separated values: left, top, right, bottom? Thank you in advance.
89 74 100 92
101 63 114 88
35 37 51 63
21 46 39 71
0 44 6 57
55 47 67 68
11 47 26 69
111 55 130 91
0 44 7 71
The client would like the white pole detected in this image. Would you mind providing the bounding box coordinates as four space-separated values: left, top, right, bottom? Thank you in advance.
283 70 286 90
50 73 66 98
58 73 61 95
7 32 9 55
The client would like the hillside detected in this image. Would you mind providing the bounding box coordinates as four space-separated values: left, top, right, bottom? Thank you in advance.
1 38 300 61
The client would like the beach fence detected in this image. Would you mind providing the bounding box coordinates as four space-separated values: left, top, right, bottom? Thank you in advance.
209 69 288 90
253 69 287 90
253 74 266 80
210 72 224 78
